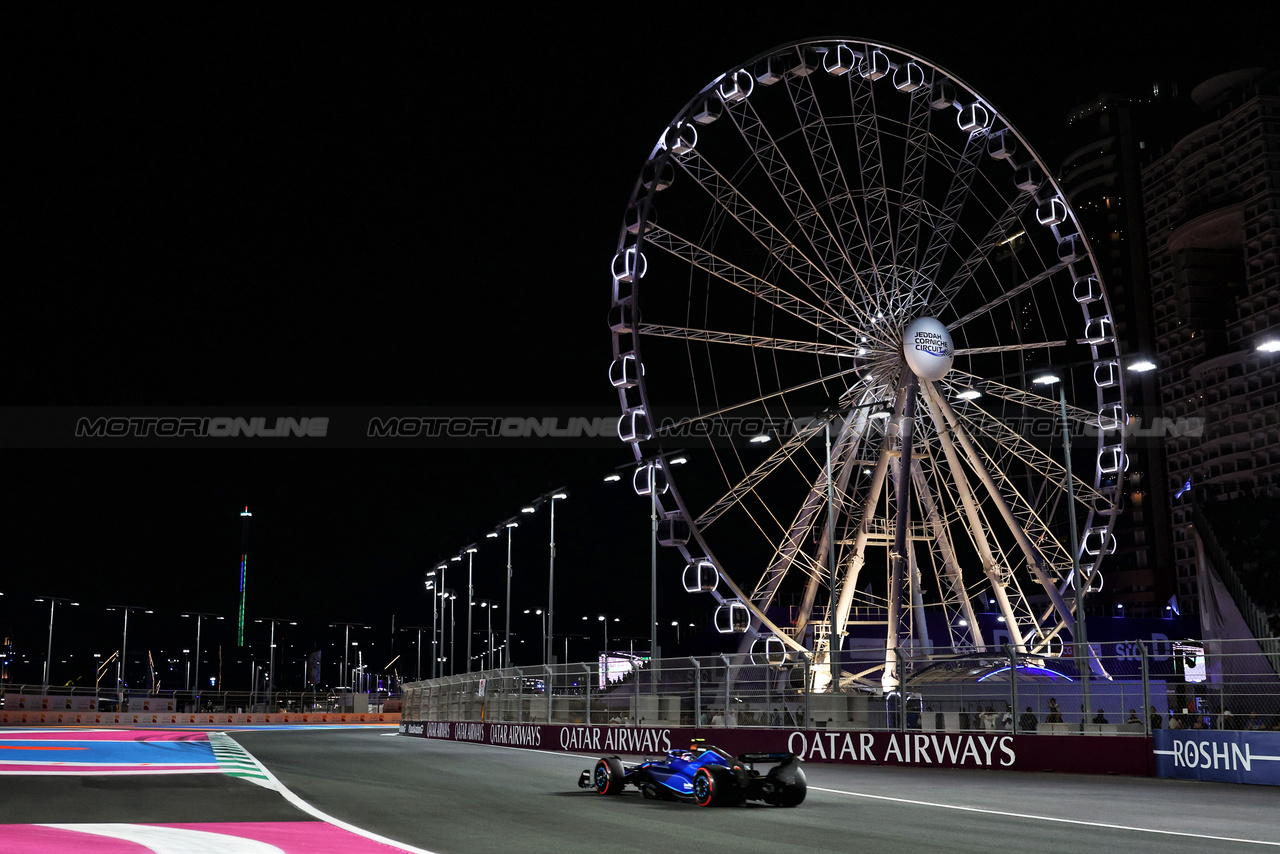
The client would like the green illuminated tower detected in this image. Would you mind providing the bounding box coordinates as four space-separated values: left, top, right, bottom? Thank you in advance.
238 506 252 645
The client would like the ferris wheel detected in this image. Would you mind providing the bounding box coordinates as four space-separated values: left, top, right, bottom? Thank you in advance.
607 39 1126 692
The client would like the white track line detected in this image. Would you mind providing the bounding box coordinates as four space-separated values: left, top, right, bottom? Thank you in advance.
809 785 1280 847
228 736 439 854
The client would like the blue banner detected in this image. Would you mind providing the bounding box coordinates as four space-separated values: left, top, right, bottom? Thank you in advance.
1154 730 1280 786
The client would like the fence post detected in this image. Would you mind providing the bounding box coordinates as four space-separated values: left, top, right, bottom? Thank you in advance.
721 655 733 727
1140 640 1151 736
803 654 812 731
898 647 907 735
583 663 592 725
690 657 701 726
1006 644 1019 732
544 666 554 724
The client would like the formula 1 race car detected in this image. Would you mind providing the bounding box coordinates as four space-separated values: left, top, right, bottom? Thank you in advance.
577 740 806 807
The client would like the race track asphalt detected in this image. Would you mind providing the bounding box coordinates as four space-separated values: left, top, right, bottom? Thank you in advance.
234 728 1280 854
2 727 1278 854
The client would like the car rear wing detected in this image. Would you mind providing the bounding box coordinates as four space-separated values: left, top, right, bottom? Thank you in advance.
736 752 800 764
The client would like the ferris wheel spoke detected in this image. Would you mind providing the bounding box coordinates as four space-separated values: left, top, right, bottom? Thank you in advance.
944 369 1103 427
722 91 880 318
696 415 830 529
637 323 856 358
943 258 1073 332
929 186 1039 318
672 146 862 322
952 340 1070 356
839 68 898 305
940 378 1109 511
780 406 878 632
748 410 871 627
890 82 938 312
643 223 861 342
914 119 990 309
653 365 865 437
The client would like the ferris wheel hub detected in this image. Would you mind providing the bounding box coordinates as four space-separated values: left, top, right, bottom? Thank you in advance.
902 316 954 381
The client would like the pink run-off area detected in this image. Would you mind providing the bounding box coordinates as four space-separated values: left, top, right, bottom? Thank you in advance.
0 729 208 741
0 822 414 853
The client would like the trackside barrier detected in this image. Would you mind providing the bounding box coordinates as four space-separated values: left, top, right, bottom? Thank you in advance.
0 711 400 726
397 721 1152 776
1153 730 1280 785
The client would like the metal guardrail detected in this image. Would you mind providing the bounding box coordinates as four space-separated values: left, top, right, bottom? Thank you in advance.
401 638 1280 735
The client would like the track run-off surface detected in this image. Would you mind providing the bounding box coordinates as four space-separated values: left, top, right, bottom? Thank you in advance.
2 726 1278 853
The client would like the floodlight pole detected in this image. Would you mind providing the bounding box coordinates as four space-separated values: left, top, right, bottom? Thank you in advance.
505 523 517 669
826 419 839 692
1059 383 1091 716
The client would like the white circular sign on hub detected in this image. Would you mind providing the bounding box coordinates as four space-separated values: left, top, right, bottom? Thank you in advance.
903 317 954 381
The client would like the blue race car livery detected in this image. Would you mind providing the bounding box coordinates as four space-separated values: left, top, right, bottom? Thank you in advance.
577 739 806 807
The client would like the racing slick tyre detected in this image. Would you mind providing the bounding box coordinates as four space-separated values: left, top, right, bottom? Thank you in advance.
692 765 741 807
593 757 626 795
765 764 807 807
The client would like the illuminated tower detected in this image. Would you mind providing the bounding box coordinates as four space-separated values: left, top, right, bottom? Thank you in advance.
238 506 252 646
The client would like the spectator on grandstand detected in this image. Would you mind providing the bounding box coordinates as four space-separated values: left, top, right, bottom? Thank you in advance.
1092 709 1108 724
981 706 998 731
1126 709 1141 724
1149 705 1163 729
1246 712 1264 731
1019 706 1037 733
1044 698 1063 724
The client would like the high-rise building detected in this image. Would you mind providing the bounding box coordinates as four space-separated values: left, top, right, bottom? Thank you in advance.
1142 68 1280 614
1058 87 1180 618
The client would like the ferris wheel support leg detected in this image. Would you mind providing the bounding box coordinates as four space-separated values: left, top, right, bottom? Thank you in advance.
926 381 1078 647
885 373 920 692
794 406 870 634
831 388 903 641
921 386 1023 650
909 459 983 649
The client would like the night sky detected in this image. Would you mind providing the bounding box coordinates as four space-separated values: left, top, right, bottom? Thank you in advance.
4 6 1272 690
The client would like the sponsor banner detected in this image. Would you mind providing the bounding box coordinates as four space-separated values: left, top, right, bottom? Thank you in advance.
1154 731 1280 786
398 721 1152 776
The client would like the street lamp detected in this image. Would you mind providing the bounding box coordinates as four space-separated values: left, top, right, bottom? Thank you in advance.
524 608 545 667
446 590 457 675
463 545 478 673
474 600 499 669
503 520 519 669
434 563 449 678
328 622 370 692
618 455 686 674
254 618 296 697
583 614 619 654
106 606 152 709
524 488 568 666
1032 370 1091 714
181 612 223 696
35 596 78 692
